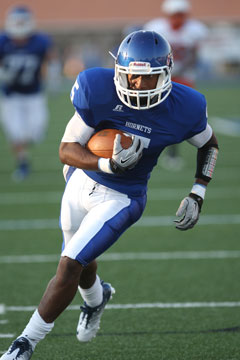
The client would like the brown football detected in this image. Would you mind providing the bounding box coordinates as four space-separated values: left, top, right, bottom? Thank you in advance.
86 129 132 158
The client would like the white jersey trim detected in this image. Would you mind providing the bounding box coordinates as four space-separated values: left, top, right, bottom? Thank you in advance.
187 124 213 148
61 112 94 145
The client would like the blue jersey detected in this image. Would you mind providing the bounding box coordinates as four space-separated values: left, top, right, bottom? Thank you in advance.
0 32 52 95
71 68 207 198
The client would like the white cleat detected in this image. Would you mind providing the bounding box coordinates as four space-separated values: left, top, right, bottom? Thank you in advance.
76 281 115 342
0 337 33 359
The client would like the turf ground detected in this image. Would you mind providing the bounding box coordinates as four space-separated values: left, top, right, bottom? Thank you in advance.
0 83 240 359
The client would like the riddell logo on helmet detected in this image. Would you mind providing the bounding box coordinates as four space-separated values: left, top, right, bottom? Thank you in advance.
130 62 149 67
167 54 173 67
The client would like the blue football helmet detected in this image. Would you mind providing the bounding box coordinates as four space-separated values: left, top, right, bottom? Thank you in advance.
5 6 35 39
114 30 173 110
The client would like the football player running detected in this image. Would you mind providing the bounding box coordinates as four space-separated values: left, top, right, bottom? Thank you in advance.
0 6 53 181
1 30 218 359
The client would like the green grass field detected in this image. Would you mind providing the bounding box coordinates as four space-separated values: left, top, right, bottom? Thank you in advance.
0 83 240 360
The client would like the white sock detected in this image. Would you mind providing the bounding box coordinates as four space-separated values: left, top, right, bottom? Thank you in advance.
78 275 103 307
20 309 54 350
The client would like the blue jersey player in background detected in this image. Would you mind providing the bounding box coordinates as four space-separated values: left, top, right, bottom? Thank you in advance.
0 5 53 181
1 31 219 359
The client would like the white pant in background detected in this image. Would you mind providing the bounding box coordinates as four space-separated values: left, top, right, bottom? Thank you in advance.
0 93 48 144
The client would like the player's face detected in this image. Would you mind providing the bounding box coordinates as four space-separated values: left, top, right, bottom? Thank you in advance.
168 12 188 30
127 74 159 91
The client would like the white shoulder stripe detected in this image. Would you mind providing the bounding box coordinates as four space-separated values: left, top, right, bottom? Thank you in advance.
187 124 213 148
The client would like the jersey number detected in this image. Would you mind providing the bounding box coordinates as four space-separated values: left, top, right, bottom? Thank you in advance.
70 79 79 103
4 54 40 85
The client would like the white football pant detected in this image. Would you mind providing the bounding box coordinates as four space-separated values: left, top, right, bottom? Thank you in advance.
60 169 146 266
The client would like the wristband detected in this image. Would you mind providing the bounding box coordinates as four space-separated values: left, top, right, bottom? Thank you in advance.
191 183 206 199
189 192 203 211
98 158 114 174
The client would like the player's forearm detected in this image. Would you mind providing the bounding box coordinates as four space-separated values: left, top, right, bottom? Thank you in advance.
191 133 219 199
59 142 99 171
195 133 219 182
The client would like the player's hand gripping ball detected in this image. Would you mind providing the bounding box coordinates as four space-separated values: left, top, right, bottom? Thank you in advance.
86 129 133 158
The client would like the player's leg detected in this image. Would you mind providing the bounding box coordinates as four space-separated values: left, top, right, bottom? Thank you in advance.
79 259 98 289
76 258 115 341
62 176 146 342
78 260 104 309
0 94 30 181
76 274 115 342
59 170 115 341
0 256 83 360
38 257 83 322
13 93 48 180
60 169 101 299
26 93 48 144
60 169 114 341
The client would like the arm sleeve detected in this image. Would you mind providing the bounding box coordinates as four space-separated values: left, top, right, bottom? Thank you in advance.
187 123 213 148
61 112 95 145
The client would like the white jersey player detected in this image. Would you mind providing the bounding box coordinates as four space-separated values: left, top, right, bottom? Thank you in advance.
144 0 208 87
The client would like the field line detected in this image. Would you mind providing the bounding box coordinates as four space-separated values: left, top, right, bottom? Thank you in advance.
0 191 61 204
1 250 240 264
0 334 15 338
209 116 240 136
1 302 240 313
1 187 240 204
0 214 240 231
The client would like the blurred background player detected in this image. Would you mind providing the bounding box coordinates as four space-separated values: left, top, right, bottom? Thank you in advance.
0 5 54 181
144 0 208 170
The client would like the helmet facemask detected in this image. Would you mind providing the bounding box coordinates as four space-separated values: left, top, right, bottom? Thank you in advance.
114 61 172 110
